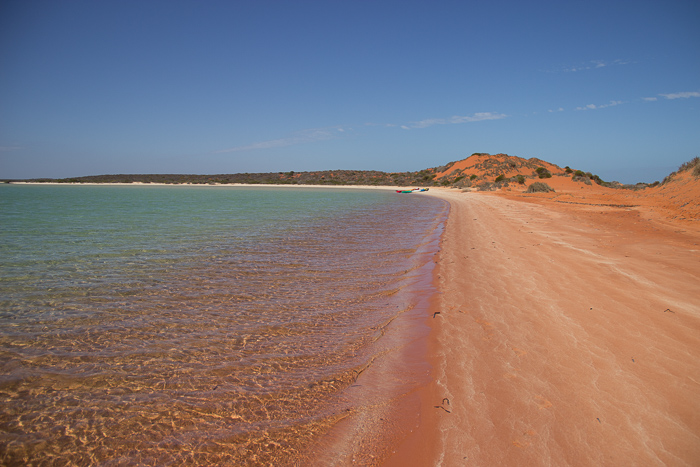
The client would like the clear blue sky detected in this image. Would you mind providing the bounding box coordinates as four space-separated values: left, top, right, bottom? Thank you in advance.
1 0 698 182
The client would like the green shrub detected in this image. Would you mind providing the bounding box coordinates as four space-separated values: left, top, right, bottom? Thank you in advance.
565 166 573 174
535 167 552 178
516 174 525 184
470 174 478 180
573 175 592 185
526 182 555 193
590 174 604 185
495 174 505 183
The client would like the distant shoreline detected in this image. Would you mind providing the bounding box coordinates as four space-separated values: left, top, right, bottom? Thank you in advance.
6 181 420 191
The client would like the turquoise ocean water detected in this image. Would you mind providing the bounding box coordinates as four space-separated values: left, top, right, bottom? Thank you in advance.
0 184 447 465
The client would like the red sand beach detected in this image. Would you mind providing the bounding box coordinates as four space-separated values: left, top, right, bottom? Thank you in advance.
384 167 700 465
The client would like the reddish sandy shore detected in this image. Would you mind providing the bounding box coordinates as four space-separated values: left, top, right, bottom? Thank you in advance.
385 182 700 466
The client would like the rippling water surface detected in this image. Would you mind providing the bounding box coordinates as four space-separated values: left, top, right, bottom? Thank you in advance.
0 184 447 465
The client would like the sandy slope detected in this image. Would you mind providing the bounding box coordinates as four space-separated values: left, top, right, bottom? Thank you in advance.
499 170 700 226
391 188 700 466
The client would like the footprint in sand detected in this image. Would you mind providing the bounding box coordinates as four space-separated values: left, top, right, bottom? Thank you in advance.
535 395 552 409
512 430 538 448
474 318 494 340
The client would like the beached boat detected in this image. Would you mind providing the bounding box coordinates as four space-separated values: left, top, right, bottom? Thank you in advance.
396 188 429 193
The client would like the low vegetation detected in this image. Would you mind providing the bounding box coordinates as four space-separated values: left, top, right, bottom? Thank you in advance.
477 181 495 191
571 169 608 186
679 157 700 177
662 157 700 184
535 167 552 179
526 182 555 193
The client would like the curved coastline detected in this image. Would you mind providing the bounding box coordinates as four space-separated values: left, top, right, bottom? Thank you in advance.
7 181 407 190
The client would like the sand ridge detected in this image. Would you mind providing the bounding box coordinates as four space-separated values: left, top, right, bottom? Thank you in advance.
395 188 700 466
498 171 700 227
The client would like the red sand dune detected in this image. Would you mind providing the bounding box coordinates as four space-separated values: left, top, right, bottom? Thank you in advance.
504 165 700 224
434 153 564 181
435 152 700 224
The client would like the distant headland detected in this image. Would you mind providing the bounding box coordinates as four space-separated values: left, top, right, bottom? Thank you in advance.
0 153 661 187
4 152 698 194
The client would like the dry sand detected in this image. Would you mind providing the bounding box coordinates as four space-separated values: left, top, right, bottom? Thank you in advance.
387 186 700 466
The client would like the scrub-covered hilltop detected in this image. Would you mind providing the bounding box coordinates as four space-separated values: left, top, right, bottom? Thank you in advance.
422 152 699 223
423 152 640 190
427 152 566 187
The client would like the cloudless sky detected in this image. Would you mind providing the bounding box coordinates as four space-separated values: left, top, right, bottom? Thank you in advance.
1 0 698 182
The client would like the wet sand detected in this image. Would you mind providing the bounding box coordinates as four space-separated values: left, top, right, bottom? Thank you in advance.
391 188 700 465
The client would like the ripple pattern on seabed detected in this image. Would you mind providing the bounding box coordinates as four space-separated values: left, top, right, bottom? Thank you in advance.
0 185 447 465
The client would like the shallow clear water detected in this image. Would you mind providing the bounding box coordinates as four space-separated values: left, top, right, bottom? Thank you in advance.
0 184 447 465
